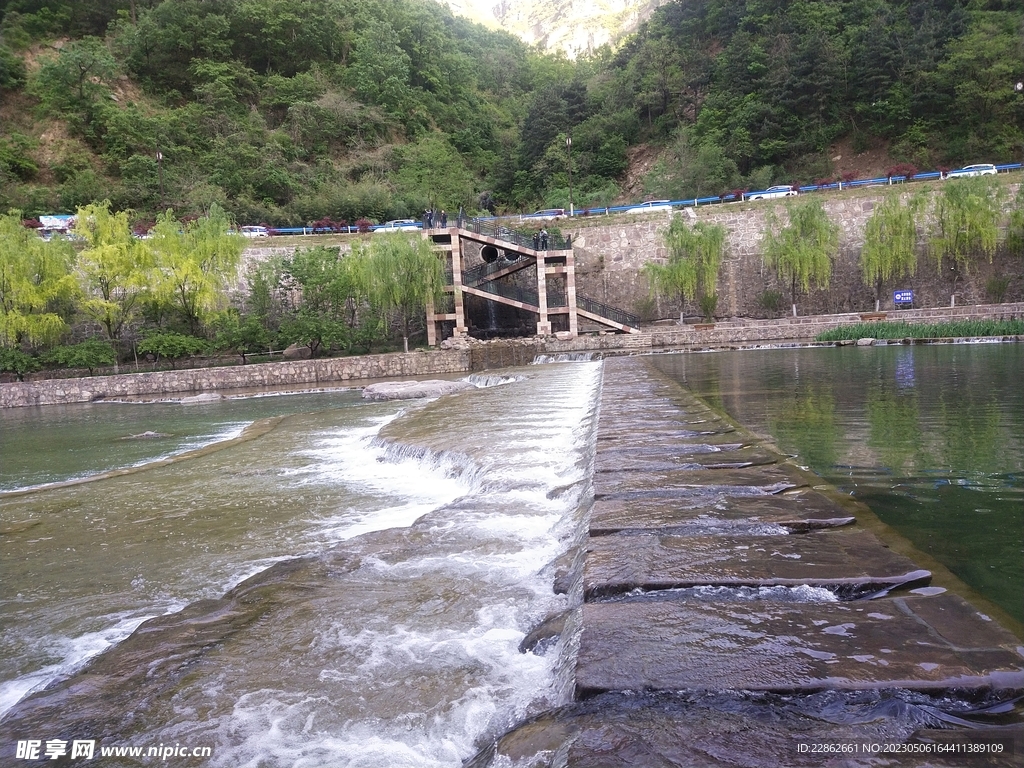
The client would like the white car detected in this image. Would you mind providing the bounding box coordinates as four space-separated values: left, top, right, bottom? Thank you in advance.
745 185 798 201
945 163 997 179
374 219 420 233
240 225 270 238
626 200 673 214
526 208 566 221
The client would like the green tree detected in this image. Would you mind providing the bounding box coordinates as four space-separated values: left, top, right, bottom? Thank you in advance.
348 19 411 115
643 218 725 322
73 201 154 352
644 129 739 201
763 200 838 317
861 191 924 311
43 338 116 375
137 330 208 367
27 37 118 135
1003 185 1024 257
355 234 444 352
148 204 244 335
0 212 78 347
0 347 40 381
277 245 360 356
394 136 475 211
929 177 1004 306
0 41 27 90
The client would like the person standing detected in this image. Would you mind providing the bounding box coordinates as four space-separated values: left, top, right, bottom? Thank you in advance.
539 228 548 250
440 210 447 227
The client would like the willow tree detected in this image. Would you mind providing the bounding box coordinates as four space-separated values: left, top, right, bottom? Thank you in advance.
355 234 444 353
0 212 78 348
861 191 924 311
763 200 838 317
644 218 726 322
929 177 1004 306
148 205 244 335
73 202 154 355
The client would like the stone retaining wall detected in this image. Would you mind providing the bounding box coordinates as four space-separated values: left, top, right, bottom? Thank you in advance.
3 303 1020 408
0 349 469 408
566 184 1024 318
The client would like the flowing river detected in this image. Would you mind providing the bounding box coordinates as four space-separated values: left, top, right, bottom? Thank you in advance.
1 361 600 765
0 343 1021 766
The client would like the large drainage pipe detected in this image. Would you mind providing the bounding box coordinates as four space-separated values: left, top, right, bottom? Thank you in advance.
481 244 500 263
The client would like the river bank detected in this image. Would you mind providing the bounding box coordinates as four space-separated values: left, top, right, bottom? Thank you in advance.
3 303 1023 409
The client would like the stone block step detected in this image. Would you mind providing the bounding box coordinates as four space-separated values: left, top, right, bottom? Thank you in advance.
583 530 930 599
575 594 1024 697
594 444 779 473
594 465 807 500
589 489 857 535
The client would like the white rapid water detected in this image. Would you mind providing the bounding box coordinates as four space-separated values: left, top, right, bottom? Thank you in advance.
0 361 604 767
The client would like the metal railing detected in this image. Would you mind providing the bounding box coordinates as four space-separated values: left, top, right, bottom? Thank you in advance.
471 280 539 307
461 219 570 251
548 289 568 308
462 257 529 286
577 293 640 330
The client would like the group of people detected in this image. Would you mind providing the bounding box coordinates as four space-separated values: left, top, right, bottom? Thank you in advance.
423 208 447 228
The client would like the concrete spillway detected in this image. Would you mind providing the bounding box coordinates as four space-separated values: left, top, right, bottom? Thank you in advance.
474 356 1024 767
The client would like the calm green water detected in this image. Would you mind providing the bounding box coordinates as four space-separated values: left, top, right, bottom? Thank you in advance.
651 343 1024 626
0 391 367 492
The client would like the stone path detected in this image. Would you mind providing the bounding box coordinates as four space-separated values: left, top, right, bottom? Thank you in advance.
476 356 1024 767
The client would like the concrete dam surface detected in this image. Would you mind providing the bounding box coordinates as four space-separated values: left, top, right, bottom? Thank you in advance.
480 356 1024 767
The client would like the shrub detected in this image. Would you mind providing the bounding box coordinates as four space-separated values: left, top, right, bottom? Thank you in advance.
758 289 785 318
699 293 718 322
815 319 1024 342
985 276 1010 304
43 339 116 375
0 348 40 380
137 332 208 368
633 296 658 323
885 163 918 180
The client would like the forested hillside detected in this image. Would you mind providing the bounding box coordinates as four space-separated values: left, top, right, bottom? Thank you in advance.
1 0 1022 226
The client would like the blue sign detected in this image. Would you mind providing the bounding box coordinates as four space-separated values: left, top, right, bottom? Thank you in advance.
894 290 913 304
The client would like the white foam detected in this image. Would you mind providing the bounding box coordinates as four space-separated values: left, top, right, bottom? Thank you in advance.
0 610 176 718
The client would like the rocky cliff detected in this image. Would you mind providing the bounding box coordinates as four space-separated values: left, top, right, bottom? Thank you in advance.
444 0 667 57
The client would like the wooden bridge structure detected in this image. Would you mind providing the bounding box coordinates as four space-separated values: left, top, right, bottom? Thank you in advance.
423 221 640 346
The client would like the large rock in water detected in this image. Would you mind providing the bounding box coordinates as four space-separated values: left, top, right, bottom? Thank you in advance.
361 379 475 400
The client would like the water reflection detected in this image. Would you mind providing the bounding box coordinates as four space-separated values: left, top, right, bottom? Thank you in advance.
769 386 840 471
867 385 924 472
651 344 1024 625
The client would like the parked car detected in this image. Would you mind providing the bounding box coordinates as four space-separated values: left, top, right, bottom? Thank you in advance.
745 185 798 201
373 219 421 233
945 163 997 179
526 208 566 220
240 225 270 238
626 200 673 214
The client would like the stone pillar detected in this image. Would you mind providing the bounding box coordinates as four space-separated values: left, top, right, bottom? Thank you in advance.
536 253 550 336
426 299 437 346
450 229 467 337
566 248 579 337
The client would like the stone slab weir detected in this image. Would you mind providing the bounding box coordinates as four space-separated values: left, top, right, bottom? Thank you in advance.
537 355 1024 766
